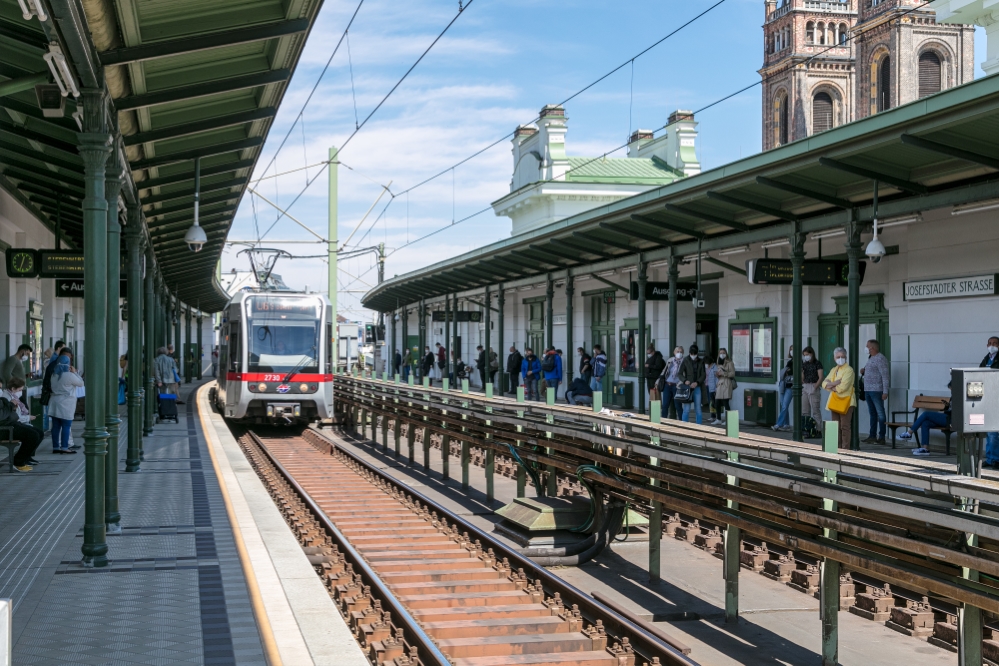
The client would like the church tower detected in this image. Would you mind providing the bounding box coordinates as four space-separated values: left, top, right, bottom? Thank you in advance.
852 0 974 120
760 0 857 151
761 0 974 150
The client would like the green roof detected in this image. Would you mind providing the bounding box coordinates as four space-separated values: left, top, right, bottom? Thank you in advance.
564 157 682 184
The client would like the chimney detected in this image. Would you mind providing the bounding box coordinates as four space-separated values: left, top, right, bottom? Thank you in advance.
510 125 540 191
537 104 569 181
627 129 654 157
665 110 700 176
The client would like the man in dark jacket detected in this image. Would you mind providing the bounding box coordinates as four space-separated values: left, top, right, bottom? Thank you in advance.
644 347 666 400
506 346 523 393
982 336 999 467
421 346 434 381
476 345 487 389
565 376 593 406
577 347 592 383
677 344 706 424
392 349 402 377
521 348 541 400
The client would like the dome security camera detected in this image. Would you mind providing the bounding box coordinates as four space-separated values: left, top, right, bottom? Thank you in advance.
184 221 208 253
865 218 886 264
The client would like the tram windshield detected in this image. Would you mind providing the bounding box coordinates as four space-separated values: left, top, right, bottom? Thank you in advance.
246 296 321 374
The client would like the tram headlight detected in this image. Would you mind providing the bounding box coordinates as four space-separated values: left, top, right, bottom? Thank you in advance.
255 382 267 392
299 383 309 393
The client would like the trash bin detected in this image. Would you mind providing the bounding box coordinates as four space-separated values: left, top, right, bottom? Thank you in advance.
744 388 778 426
610 381 634 410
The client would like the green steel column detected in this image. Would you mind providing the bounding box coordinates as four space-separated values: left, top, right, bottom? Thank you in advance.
174 294 182 369
445 294 451 384
197 312 203 379
77 89 111 567
648 402 662 583
143 248 155 436
104 147 123 531
545 274 553 351
497 285 505 396
565 274 574 384
846 214 863 450
328 146 338 326
668 254 679 353
164 291 172 348
185 305 192 383
724 410 741 623
637 256 647 415
791 228 805 442
958 434 984 666
484 285 490 391
125 208 143 472
419 298 426 381
391 303 397 381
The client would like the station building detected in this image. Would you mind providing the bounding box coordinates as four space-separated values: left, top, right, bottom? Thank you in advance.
367 73 999 450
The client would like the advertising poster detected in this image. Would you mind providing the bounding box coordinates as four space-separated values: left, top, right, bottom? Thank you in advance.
732 327 751 373
752 325 772 373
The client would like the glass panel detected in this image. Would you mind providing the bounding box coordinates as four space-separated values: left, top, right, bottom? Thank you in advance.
246 296 321 374
620 328 638 373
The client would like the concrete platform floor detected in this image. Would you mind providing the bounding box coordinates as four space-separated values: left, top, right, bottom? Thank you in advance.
335 422 955 666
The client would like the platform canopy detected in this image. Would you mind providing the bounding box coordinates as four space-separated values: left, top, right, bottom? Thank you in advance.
0 0 323 311
363 73 999 313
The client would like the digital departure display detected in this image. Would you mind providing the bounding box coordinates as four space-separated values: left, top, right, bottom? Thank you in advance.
40 251 85 277
250 296 319 316
747 258 866 286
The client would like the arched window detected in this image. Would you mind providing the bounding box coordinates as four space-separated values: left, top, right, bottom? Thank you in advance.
918 51 941 98
813 92 833 133
877 56 891 112
817 22 825 44
839 24 848 45
806 22 815 44
776 94 789 146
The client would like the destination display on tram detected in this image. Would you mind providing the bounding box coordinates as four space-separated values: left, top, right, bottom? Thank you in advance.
249 296 318 315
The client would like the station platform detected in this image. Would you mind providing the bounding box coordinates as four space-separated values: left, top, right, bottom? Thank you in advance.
0 379 366 666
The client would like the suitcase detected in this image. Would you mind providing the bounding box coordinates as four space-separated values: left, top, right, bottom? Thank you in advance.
157 393 179 423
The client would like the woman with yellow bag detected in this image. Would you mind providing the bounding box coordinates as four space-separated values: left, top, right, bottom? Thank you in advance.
822 347 856 449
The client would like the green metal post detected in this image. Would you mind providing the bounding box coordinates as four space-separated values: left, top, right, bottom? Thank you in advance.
407 423 416 465
185 305 192 383
445 293 451 385
846 213 863 450
668 254 679 420
422 426 430 468
791 227 805 442
196 312 203 379
545 273 554 350
174 295 182 371
821 420 840 665
125 208 143 472
328 146 338 328
78 89 111 567
637 255 647 415
725 409 741 624
649 400 662 583
565 274 574 384
959 434 984 666
104 145 123 532
143 252 155 436
461 440 470 490
497 284 505 396
515 385 525 497
484 285 490 391
393 417 401 457
441 432 450 480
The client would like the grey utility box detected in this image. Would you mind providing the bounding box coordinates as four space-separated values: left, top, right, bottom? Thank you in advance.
950 368 999 436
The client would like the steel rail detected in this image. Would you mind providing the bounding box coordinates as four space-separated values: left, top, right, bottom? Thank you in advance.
244 431 451 666
305 427 698 666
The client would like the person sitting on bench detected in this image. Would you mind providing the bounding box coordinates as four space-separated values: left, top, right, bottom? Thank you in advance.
898 382 951 457
565 376 593 406
0 378 42 471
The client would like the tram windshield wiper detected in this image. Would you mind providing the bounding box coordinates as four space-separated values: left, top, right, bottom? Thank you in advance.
282 346 317 383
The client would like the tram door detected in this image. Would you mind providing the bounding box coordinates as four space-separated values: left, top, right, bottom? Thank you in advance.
225 327 240 410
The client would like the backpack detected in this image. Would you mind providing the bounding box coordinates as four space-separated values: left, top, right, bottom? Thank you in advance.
802 414 821 439
541 354 556 373
489 352 499 370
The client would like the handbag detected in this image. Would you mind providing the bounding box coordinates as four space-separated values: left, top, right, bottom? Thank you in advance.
857 376 866 401
827 368 852 414
675 384 693 403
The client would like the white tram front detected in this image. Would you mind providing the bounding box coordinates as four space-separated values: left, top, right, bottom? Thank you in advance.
214 291 333 424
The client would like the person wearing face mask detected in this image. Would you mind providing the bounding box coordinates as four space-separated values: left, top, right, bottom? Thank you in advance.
712 348 736 425
800 346 824 436
703 356 718 421
981 336 999 467
677 345 707 425
655 346 685 420
860 339 890 445
773 346 795 432
1 377 42 470
49 355 84 454
644 345 666 402
421 346 434 381
822 347 856 449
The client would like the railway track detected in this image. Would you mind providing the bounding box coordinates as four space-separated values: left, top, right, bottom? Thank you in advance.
236 426 695 666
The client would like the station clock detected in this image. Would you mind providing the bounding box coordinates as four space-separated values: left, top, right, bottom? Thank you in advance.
5 248 40 278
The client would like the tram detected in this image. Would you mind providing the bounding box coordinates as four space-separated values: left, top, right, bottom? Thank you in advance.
214 290 334 424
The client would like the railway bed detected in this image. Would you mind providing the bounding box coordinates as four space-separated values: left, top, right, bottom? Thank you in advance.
234 426 695 666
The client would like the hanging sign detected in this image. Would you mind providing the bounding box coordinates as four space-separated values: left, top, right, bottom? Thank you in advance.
431 311 482 322
40 251 85 278
902 274 998 301
55 279 130 298
603 291 616 304
747 258 866 286
629 281 700 301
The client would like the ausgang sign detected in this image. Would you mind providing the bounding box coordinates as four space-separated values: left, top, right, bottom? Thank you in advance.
903 274 998 301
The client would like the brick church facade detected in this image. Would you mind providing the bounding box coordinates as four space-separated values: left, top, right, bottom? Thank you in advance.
760 0 975 150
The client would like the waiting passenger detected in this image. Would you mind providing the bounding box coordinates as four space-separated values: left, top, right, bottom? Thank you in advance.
1 344 32 386
677 344 706 425
822 347 856 450
49 355 84 455
590 345 608 393
981 336 999 467
712 348 736 425
656 346 684 420
540 347 562 400
577 347 592 384
898 383 952 457
703 356 717 421
0 377 42 470
645 346 666 402
773 346 795 432
860 339 890 445
565 376 593 406
506 346 523 393
154 347 181 402
801 346 824 437
521 348 540 401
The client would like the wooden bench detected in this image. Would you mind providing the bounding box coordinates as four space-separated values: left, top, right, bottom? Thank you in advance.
887 394 953 455
0 425 23 472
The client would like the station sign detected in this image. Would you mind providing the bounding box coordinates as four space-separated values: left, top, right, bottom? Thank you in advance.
903 274 998 301
629 281 700 301
431 311 482 322
55 279 129 298
747 258 866 286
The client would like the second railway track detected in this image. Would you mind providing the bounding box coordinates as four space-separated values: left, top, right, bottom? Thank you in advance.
237 426 694 666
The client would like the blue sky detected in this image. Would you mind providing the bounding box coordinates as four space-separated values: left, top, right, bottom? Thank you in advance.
222 0 987 320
